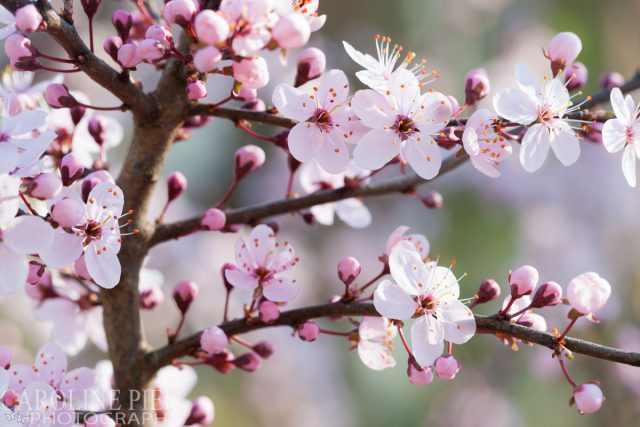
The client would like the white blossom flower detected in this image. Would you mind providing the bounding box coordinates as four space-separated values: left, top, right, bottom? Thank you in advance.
602 88 640 187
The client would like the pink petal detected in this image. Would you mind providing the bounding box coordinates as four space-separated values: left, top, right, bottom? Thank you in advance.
316 136 349 173
520 123 551 172
493 88 538 125
247 224 277 267
272 83 314 122
262 277 298 302
357 339 396 371
0 173 20 224
550 124 580 166
34 343 68 388
288 122 324 163
410 315 444 368
438 299 476 344
602 119 627 154
318 69 350 107
351 89 394 129
3 215 53 255
224 268 259 291
334 199 371 229
0 242 27 295
404 136 442 180
353 129 399 170
40 229 84 268
373 279 419 320
86 181 124 218
389 246 429 296
85 243 121 289
59 367 95 403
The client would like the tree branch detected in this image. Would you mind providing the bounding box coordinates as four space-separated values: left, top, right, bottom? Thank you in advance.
582 70 640 110
145 301 640 373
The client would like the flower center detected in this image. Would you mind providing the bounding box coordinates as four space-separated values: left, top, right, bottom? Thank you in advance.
313 108 333 132
393 115 418 140
420 294 436 311
83 220 103 240
0 133 8 143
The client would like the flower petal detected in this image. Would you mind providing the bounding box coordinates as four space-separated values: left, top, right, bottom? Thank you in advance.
353 129 399 170
438 299 476 344
272 84 314 122
334 198 371 229
520 123 551 172
622 144 637 187
318 69 350 107
389 245 430 295
0 173 20 225
0 242 27 295
410 315 444 368
493 88 538 125
247 224 277 268
288 122 324 163
373 279 419 320
351 89 394 129
602 118 627 153
550 124 580 166
610 87 631 123
428 266 460 300
34 343 68 387
317 135 349 173
225 268 259 291
357 339 396 371
404 136 442 180
3 215 53 255
262 277 298 302
85 244 121 289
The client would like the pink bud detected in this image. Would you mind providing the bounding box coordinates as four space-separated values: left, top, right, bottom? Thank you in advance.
200 326 228 355
573 383 604 414
28 173 62 200
530 281 563 308
233 352 262 372
233 56 269 89
253 341 274 359
145 24 173 49
421 190 443 209
475 279 501 304
137 39 165 62
193 46 222 73
2 389 17 409
407 362 433 386
15 4 42 33
187 80 208 100
44 83 77 108
234 144 265 180
258 300 280 323
70 106 87 126
567 272 611 315
60 153 85 186
117 43 141 68
81 176 101 203
600 71 624 91
509 265 538 297
234 86 257 103
52 196 86 228
185 396 215 426
464 68 490 105
163 0 198 26
0 346 11 370
87 117 106 146
583 121 603 144
26 261 45 286
167 171 187 202
5 34 34 67
194 10 229 45
140 286 164 310
564 62 588 91
516 312 547 332
272 13 310 49
298 321 320 342
434 354 460 381
220 263 235 291
241 98 266 112
200 207 226 231
337 257 361 286
85 414 116 427
295 47 326 86
173 280 198 313
24 273 55 302
112 9 132 40
74 254 91 280
547 32 582 75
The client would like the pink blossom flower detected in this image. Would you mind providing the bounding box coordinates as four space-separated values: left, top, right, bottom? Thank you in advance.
0 107 55 175
273 69 364 173
299 160 371 228
602 88 640 187
357 316 396 371
224 224 300 302
385 225 430 261
462 109 512 178
40 180 127 289
233 56 269 89
275 0 325 32
0 69 63 115
219 0 274 56
373 244 476 367
272 12 310 49
352 70 452 179
163 0 198 26
493 64 582 172
187 80 208 100
193 46 222 73
566 272 611 317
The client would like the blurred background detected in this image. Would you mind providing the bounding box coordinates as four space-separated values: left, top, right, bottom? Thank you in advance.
2 0 640 426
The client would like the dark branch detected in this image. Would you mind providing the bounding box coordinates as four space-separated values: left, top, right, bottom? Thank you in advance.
145 301 640 374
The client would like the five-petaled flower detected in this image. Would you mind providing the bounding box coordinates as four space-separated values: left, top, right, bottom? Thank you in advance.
462 108 512 178
602 88 640 187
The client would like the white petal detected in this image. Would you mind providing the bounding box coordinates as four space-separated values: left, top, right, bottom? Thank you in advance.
622 144 637 187
225 268 259 291
404 136 442 180
493 88 538 125
310 203 336 226
272 84 314 122
87 182 124 218
610 87 631 123
316 136 349 173
334 198 371 228
2 109 47 135
0 173 20 225
0 243 27 295
373 279 418 320
351 89 394 129
262 277 298 302
342 41 381 71
357 339 396 371
438 299 476 344
410 315 444 368
3 215 53 255
428 266 460 300
318 69 350 107
353 129 399 170
550 124 580 166
248 224 277 267
601 119 627 153
520 123 551 172
288 122 324 162
40 229 84 268
389 245 430 295
541 78 570 115
0 143 19 174
85 244 121 289
462 127 480 156
34 342 68 387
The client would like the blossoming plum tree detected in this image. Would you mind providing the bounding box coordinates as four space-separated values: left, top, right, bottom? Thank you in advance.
0 0 638 426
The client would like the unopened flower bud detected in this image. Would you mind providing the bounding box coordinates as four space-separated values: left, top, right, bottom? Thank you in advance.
187 80 208 100
15 4 42 33
27 173 61 200
193 46 221 73
273 12 310 49
464 68 490 105
233 56 269 89
117 43 141 69
0 346 12 369
434 354 460 381
220 263 235 292
337 257 361 286
201 207 226 231
80 0 101 19
573 383 604 414
475 278 501 304
564 62 588 91
206 349 235 374
200 326 228 355
407 359 433 385
258 300 280 323
52 196 85 228
253 341 274 359
298 321 320 342
567 272 610 315
583 121 603 144
516 312 547 331
45 83 77 108
233 352 261 372
70 106 87 126
137 38 165 62
112 9 132 40
81 176 101 203
145 24 173 48
295 47 325 87
421 190 443 209
173 280 198 313
530 281 563 308
140 286 164 310
194 10 229 45
600 71 625 91
241 98 266 112
60 153 85 186
509 265 538 298
446 95 460 117
26 261 45 286
546 32 582 76
185 396 215 426
163 0 198 26
24 273 55 301
166 171 187 202
234 144 265 180
84 414 115 427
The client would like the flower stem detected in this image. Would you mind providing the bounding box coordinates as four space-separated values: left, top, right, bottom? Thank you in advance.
397 324 414 359
557 317 579 342
558 358 577 387
215 179 239 208
357 267 388 294
318 328 351 337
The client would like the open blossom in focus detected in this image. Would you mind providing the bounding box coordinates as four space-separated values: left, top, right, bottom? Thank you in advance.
602 88 640 187
373 244 476 367
225 224 300 302
0 107 55 175
493 64 581 172
357 316 396 371
385 225 430 261
299 160 371 228
352 70 452 179
462 109 512 178
40 179 127 289
0 174 53 295
273 69 364 173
